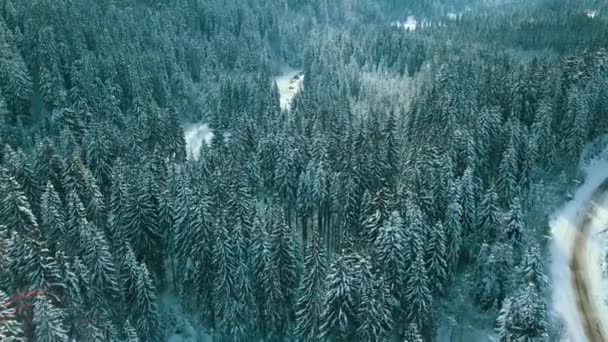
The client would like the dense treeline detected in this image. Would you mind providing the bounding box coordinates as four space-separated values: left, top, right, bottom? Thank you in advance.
0 0 607 341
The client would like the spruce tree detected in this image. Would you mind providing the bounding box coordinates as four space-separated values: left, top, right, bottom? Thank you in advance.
108 160 129 255
426 221 448 295
402 323 424 342
33 296 69 342
270 205 300 318
477 184 501 244
123 320 140 342
404 254 432 330
5 149 41 218
356 256 392 342
81 223 120 308
0 168 39 237
124 171 162 276
295 229 327 341
133 264 160 341
460 166 478 247
445 181 463 269
504 199 525 250
319 253 358 342
497 141 519 207
517 242 548 292
497 283 548 341
0 290 25 341
39 182 66 251
373 210 406 322
212 216 237 335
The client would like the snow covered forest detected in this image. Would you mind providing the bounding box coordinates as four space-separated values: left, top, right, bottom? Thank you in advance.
0 0 608 341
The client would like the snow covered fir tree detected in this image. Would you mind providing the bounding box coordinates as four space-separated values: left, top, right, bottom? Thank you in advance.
1 0 608 341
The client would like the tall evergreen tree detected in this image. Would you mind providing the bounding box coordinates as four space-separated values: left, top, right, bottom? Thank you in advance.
319 253 358 341
404 254 432 331
477 184 501 245
0 290 25 341
373 210 407 322
133 264 160 341
33 296 69 342
39 182 66 251
295 229 327 341
0 168 39 237
426 221 448 295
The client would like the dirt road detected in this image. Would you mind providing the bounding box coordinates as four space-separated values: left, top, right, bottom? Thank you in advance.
569 179 608 342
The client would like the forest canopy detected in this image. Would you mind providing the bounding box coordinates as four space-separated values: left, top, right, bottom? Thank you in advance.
0 0 607 341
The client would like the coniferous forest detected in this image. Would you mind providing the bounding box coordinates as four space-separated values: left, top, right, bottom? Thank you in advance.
1 0 608 341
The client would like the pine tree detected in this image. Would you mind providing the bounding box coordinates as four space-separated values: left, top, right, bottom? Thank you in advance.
270 205 300 319
402 323 423 342
496 296 514 342
497 141 519 207
64 191 88 256
503 199 525 250
121 245 141 316
477 184 501 244
253 221 284 338
445 181 463 269
81 223 120 308
123 320 140 342
426 221 448 295
517 242 548 292
0 290 25 341
212 216 237 334
295 229 327 341
82 169 107 233
133 264 160 341
33 139 64 200
39 182 66 250
108 160 129 253
33 296 69 342
163 107 187 162
404 254 432 330
460 166 477 245
0 168 39 237
319 253 358 342
85 126 112 188
5 149 41 218
373 211 406 322
405 201 426 265
497 283 548 341
224 262 256 340
356 256 392 342
125 171 162 275
531 98 557 169
474 244 501 309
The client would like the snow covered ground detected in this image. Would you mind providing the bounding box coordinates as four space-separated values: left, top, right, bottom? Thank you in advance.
551 154 608 341
391 16 418 31
274 67 304 110
586 10 599 19
184 123 213 160
161 293 213 342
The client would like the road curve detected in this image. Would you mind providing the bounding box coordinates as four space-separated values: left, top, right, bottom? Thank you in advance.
569 178 608 342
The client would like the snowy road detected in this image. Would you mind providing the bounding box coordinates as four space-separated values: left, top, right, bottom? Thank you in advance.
552 158 608 342
570 178 608 342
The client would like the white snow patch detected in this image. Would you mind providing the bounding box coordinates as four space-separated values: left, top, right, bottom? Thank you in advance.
184 123 213 160
274 67 304 110
551 156 608 342
586 10 599 19
392 16 418 31
447 12 460 20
